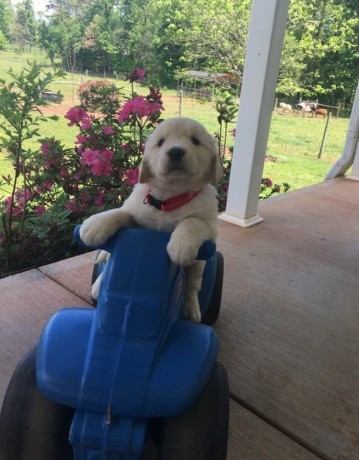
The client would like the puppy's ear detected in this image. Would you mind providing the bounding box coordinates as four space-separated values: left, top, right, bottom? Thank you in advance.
139 158 153 183
207 155 223 183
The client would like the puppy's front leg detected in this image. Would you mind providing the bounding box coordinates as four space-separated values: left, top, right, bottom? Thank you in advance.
80 208 134 246
167 218 213 267
184 260 205 322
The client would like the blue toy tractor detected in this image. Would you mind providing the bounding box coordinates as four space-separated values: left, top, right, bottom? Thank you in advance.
0 227 229 460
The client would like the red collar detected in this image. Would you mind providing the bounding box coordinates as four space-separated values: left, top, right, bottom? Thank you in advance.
144 189 202 212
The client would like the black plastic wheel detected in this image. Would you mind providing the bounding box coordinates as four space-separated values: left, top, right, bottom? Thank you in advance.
150 362 229 460
0 347 74 460
201 252 224 326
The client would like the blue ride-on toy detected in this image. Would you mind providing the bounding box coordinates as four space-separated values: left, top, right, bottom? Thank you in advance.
0 227 228 460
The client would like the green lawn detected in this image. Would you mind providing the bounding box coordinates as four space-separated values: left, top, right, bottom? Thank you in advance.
0 48 350 197
264 114 348 190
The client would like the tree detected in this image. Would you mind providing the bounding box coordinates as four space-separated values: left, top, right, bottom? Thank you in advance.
277 0 359 105
38 0 85 71
10 0 37 51
31 0 359 107
0 30 8 50
152 0 250 83
81 0 123 74
24 0 37 50
0 0 13 40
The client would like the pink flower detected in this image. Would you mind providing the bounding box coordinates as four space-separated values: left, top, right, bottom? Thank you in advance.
65 107 90 126
102 125 115 135
82 148 99 165
16 188 32 206
3 196 13 214
94 190 106 207
11 206 23 217
76 134 88 145
59 167 69 178
34 206 46 215
118 96 162 124
80 118 92 130
65 198 80 213
36 182 53 193
123 168 139 185
3 196 22 216
262 178 273 187
125 68 146 83
41 143 51 156
91 160 112 177
100 148 114 162
82 148 114 177
65 196 88 214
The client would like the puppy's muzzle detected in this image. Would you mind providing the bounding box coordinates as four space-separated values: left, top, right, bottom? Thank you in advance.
167 147 186 162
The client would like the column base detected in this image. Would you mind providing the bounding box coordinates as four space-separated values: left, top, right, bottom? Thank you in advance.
218 212 264 228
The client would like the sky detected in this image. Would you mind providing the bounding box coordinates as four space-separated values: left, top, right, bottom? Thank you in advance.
32 0 48 13
12 0 48 14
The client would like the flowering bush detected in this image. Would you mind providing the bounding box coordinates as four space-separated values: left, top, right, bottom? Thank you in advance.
260 177 290 198
0 63 163 276
78 79 120 113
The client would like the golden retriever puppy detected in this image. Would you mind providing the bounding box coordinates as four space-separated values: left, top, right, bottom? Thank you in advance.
80 117 222 321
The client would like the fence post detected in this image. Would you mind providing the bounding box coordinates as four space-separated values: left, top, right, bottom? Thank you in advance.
337 102 341 119
179 90 183 117
273 97 278 114
318 112 331 159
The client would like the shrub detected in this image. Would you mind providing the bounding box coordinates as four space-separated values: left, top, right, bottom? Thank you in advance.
0 63 163 276
78 79 120 113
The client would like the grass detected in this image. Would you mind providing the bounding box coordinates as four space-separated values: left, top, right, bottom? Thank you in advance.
264 114 348 190
0 47 350 197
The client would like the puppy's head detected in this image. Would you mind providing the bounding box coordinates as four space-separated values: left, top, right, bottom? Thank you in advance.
139 118 222 191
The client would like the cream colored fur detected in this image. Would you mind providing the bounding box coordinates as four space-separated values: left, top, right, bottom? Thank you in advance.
80 117 222 321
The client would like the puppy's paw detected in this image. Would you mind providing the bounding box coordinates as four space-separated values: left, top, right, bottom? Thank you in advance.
184 298 201 323
167 235 199 267
80 214 114 246
91 272 102 300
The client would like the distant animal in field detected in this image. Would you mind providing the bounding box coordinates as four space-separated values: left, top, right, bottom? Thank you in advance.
279 102 292 113
296 101 317 117
313 108 327 119
308 102 318 112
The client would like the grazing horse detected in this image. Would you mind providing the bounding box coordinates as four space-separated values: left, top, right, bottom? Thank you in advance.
313 108 327 119
297 102 311 117
296 101 318 117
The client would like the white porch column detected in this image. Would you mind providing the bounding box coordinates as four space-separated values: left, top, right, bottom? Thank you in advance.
326 81 359 180
219 0 290 228
351 144 359 179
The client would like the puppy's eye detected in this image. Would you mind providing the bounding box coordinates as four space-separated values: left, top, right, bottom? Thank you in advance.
158 138 165 147
191 136 200 146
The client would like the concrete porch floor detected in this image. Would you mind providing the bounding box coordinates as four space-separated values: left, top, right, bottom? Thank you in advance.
1 177 358 459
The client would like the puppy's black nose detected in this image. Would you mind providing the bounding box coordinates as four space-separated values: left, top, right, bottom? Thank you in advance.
167 147 185 161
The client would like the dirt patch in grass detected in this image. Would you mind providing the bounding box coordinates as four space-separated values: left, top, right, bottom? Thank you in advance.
38 93 204 120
